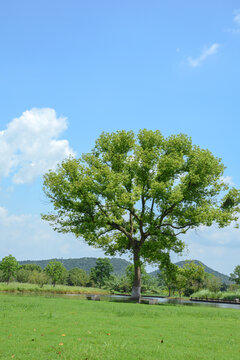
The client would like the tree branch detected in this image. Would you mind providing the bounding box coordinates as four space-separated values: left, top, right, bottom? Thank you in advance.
96 201 132 240
97 228 114 237
160 223 194 230
150 198 155 220
114 202 140 223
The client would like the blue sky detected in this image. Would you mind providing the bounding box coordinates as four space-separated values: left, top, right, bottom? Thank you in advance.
0 1 239 274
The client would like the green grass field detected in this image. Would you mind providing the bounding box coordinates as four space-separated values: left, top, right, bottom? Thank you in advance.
0 294 239 360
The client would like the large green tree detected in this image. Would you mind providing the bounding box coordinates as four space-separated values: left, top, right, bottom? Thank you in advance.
42 130 240 300
0 255 19 284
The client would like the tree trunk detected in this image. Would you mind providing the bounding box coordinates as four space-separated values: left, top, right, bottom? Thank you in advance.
131 249 141 301
7 274 11 285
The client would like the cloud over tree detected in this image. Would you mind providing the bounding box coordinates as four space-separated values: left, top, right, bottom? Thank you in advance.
0 108 75 184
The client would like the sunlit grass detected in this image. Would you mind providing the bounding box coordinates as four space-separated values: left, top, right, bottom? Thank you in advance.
0 293 239 359
0 282 110 295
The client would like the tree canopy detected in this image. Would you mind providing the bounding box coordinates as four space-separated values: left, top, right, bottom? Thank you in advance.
230 265 240 285
42 129 240 299
0 255 19 284
44 260 67 287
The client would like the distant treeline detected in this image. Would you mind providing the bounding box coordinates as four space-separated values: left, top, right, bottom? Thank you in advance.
0 255 238 297
20 257 231 284
19 257 131 275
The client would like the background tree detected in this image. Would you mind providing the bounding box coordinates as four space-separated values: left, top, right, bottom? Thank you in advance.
181 261 205 296
16 264 43 284
203 273 222 293
174 268 188 297
230 265 240 285
42 129 240 300
104 275 132 294
21 264 42 272
29 270 48 288
0 255 19 284
16 268 31 283
44 261 67 287
67 268 90 287
90 258 113 288
158 262 179 296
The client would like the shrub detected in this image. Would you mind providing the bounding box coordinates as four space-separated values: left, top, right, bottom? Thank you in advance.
67 268 90 287
29 270 48 288
16 269 31 283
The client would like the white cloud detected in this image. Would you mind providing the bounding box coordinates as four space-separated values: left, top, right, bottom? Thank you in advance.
173 221 240 275
0 206 106 261
233 9 240 25
226 9 240 34
220 175 235 186
187 43 220 68
0 108 75 184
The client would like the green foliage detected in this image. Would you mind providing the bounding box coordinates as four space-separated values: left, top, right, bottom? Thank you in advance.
181 261 205 296
228 283 240 291
230 265 240 285
203 273 222 292
90 258 113 288
67 268 90 287
16 269 31 283
192 289 222 299
220 291 240 301
158 262 179 296
192 289 240 301
175 260 231 285
21 264 42 272
0 270 4 282
44 260 67 287
174 269 188 297
103 275 132 293
0 255 19 284
150 259 231 285
42 129 240 298
28 270 48 288
158 260 205 296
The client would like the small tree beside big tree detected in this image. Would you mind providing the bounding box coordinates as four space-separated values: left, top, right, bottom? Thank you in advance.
42 129 240 300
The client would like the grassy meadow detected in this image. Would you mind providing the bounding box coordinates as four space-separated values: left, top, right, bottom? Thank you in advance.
0 282 110 295
0 294 239 360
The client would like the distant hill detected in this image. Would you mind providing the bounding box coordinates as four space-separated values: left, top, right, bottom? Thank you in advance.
149 260 231 284
19 257 132 276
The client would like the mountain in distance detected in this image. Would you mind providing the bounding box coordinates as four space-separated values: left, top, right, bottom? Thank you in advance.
19 257 132 276
149 260 231 284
